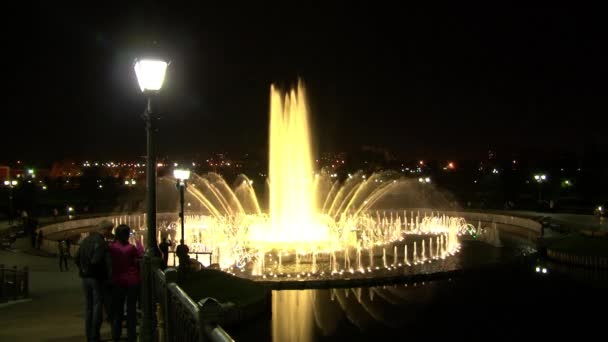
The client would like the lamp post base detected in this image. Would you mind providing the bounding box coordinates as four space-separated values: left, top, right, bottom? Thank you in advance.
140 253 162 341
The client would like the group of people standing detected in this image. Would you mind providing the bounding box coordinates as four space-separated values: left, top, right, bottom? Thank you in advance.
75 222 143 342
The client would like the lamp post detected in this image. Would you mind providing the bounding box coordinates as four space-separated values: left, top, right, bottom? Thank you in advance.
534 174 547 202
418 177 431 202
134 56 168 341
173 169 190 248
4 180 18 225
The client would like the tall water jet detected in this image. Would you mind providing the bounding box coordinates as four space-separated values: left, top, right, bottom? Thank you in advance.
250 81 329 248
393 246 398 266
382 248 387 268
422 240 426 262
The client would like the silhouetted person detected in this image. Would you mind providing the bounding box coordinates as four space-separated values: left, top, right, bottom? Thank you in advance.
109 224 142 342
36 229 43 250
58 239 70 271
175 240 190 270
159 237 171 268
20 209 28 227
75 223 112 342
29 224 37 248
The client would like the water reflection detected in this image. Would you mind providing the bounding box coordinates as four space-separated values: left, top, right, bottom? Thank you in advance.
271 283 439 342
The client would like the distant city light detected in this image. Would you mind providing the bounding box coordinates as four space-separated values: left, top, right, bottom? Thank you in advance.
492 168 499 174
99 185 103 189
447 162 455 169
42 185 47 190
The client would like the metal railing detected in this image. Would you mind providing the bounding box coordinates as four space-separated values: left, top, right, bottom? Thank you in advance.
0 265 29 303
155 268 234 342
167 251 213 268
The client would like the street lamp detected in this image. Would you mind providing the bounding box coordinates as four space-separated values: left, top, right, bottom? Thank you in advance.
534 174 547 202
173 169 190 248
135 55 168 341
4 180 18 225
418 177 431 202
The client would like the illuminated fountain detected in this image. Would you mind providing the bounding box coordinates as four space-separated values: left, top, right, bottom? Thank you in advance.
147 81 469 280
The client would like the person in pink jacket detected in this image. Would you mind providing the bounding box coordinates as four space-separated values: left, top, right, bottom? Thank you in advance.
109 225 142 342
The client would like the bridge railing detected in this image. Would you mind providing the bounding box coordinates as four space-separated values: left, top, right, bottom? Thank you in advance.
0 265 29 303
154 268 234 342
166 251 213 267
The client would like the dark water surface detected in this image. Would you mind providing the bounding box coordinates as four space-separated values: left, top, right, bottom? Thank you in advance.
228 247 607 341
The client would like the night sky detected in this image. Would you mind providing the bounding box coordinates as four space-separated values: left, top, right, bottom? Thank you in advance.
9 4 607 162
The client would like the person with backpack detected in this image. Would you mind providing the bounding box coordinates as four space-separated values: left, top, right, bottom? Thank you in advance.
74 221 112 342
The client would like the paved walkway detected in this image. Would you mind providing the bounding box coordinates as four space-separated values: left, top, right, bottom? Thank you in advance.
0 234 114 341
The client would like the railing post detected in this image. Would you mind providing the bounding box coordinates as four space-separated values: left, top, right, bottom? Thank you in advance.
161 268 178 342
22 266 28 298
12 266 18 300
0 264 5 303
197 303 206 342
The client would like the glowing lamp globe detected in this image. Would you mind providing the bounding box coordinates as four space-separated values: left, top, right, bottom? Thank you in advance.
134 59 168 92
174 169 191 181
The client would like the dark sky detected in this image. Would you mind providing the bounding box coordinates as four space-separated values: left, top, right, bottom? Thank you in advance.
8 4 607 162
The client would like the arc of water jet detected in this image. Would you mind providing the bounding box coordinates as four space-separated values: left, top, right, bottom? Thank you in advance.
349 182 398 219
322 178 345 214
197 177 236 217
187 187 224 219
327 177 366 219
